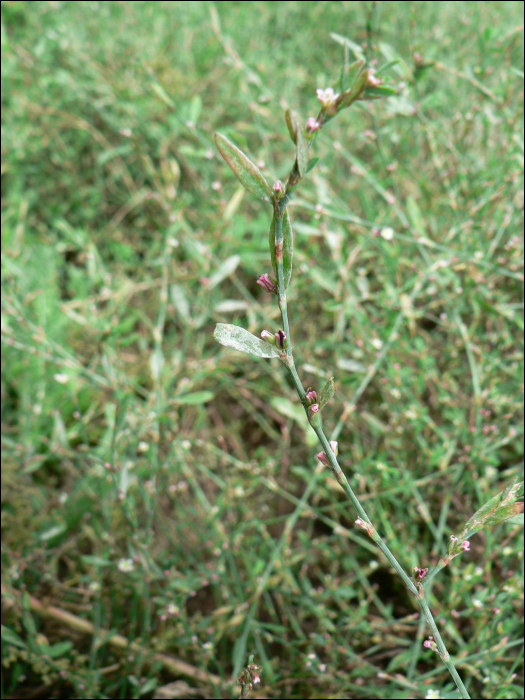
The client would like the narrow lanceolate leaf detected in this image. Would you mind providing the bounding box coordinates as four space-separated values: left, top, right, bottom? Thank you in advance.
306 157 320 175
296 125 309 178
360 85 398 100
285 109 298 144
215 133 272 202
337 67 369 110
214 323 281 359
340 59 365 93
318 376 336 410
269 211 293 289
457 481 524 540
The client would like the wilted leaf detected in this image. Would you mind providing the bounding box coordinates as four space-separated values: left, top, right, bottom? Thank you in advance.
215 133 272 202
214 323 280 359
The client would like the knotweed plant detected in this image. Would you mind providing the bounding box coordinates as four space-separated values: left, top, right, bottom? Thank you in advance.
213 54 524 699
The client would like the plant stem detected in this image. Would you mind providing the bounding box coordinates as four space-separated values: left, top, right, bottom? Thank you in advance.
273 202 470 699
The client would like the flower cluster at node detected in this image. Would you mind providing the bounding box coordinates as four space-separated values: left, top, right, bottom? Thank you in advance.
316 87 339 108
316 441 338 467
257 274 277 293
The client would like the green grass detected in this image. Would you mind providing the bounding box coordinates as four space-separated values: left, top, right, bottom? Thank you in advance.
1 1 523 698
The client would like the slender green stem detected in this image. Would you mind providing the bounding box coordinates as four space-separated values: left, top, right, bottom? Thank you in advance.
419 597 470 698
272 196 470 698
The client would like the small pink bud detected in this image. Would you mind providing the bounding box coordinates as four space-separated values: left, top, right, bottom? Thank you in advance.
306 117 320 134
257 273 277 293
330 440 338 456
449 535 458 547
275 329 287 348
261 330 276 345
460 541 470 552
252 675 261 685
306 389 317 403
355 518 369 531
310 404 319 413
273 180 283 193
317 452 329 466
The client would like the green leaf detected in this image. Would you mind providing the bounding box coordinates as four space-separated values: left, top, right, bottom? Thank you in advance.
1 625 27 650
214 324 281 359
269 212 294 289
330 33 365 61
208 255 241 288
339 59 365 93
337 67 369 110
296 125 309 178
215 133 272 202
306 157 320 174
361 85 398 100
81 555 112 567
47 641 74 659
458 481 524 541
318 376 336 410
285 109 297 143
269 397 318 447
38 522 67 541
175 391 215 405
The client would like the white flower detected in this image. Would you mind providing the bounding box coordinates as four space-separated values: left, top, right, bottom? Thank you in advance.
118 558 134 573
472 598 483 609
137 441 149 453
425 690 441 699
316 87 339 107
54 373 69 384
380 227 394 241
371 338 383 350
167 603 179 616
203 641 214 650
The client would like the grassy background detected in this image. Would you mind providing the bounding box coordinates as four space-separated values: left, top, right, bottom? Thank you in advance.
1 1 523 698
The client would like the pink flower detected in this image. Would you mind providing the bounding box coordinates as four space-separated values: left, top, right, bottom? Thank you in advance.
460 541 470 552
316 452 329 466
257 274 277 293
310 404 319 413
316 87 339 107
273 180 283 193
305 117 320 134
366 68 382 87
275 329 287 348
306 389 317 403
